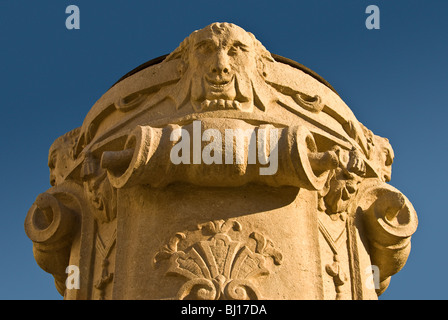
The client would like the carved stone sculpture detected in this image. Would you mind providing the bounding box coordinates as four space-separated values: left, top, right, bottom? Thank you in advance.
25 22 418 300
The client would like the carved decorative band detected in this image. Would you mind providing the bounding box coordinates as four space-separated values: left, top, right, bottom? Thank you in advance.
100 120 337 190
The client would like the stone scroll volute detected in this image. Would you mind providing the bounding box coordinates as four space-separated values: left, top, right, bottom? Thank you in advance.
25 22 417 300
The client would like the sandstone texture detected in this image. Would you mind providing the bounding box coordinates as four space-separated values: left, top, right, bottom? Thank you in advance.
25 23 417 300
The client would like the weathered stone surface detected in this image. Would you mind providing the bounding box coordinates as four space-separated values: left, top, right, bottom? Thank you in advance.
25 22 417 300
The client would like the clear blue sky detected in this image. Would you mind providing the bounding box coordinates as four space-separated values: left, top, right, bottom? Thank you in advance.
1 0 446 300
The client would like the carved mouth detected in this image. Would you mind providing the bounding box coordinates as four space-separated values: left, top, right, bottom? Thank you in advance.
205 76 234 91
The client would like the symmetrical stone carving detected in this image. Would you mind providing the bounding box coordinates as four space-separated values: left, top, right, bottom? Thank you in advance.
25 22 417 300
154 219 282 300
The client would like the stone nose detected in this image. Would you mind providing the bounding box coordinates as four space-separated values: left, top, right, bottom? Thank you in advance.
210 51 230 75
49 173 56 186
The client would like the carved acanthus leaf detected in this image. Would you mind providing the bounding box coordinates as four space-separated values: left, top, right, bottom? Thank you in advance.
154 219 282 300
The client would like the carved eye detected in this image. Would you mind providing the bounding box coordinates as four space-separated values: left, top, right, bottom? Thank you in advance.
48 154 57 169
228 43 249 56
197 45 208 54
196 42 215 55
239 45 249 52
228 47 238 56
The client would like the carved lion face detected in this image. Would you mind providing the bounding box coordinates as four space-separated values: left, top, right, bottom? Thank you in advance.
189 24 256 107
167 23 273 112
